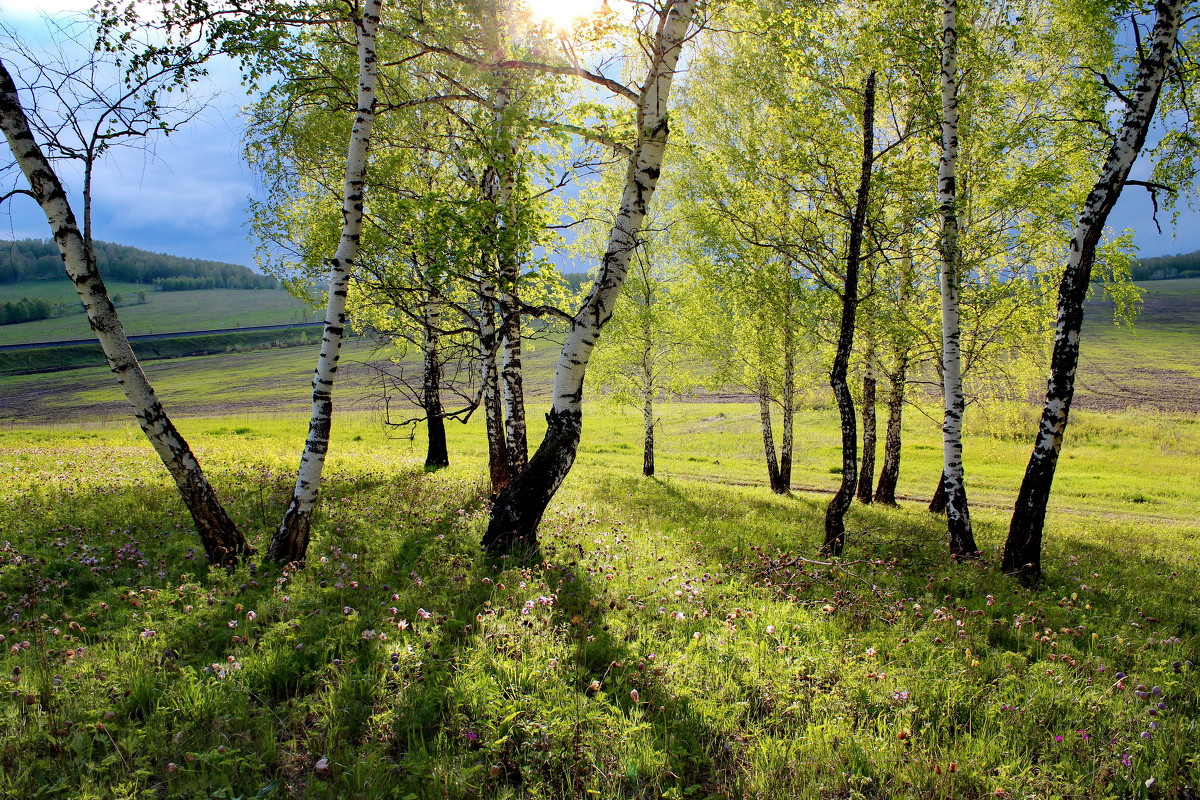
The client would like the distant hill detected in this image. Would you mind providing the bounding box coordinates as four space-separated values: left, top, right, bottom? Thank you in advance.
1132 249 1200 281
0 239 277 291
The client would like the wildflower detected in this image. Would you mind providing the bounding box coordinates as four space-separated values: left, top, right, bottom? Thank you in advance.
246 611 257 622
1054 735 1063 743
140 629 156 639
765 625 776 635
416 608 432 620
1121 752 1133 767
630 689 640 703
986 595 995 606
588 680 601 691
342 607 353 615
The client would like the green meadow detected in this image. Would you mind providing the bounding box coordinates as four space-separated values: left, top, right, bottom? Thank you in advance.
0 285 316 346
0 281 1196 799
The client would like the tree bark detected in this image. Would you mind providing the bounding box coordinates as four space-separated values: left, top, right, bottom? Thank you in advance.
479 279 511 493
937 0 979 560
422 295 449 470
873 349 907 505
780 310 795 490
0 58 249 567
1004 0 1184 584
757 375 786 493
483 0 694 555
929 472 948 513
270 0 381 564
822 71 875 557
856 341 877 505
642 390 655 477
490 72 529 475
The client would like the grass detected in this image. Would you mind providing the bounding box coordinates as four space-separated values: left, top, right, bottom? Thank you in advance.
0 328 328 375
0 277 1194 798
0 400 1196 799
0 286 317 346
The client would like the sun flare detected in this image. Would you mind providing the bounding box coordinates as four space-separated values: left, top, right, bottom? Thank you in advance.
522 0 607 31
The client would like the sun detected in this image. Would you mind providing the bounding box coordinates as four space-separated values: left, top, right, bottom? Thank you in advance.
522 0 607 31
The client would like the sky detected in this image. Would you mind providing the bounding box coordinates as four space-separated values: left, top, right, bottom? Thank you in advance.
2 0 1199 273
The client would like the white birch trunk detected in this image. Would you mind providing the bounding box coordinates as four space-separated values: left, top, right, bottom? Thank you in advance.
479 277 510 491
0 58 249 566
483 0 694 552
1005 0 1185 583
269 0 381 563
937 0 979 559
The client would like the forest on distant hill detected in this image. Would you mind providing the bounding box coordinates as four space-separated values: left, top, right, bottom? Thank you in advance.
1 240 278 324
1132 250 1200 280
0 239 276 291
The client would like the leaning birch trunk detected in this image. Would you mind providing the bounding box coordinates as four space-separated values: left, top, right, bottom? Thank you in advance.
937 0 980 560
1004 0 1184 584
856 339 877 505
874 351 908 505
822 70 875 557
268 0 381 564
0 59 249 567
482 0 694 554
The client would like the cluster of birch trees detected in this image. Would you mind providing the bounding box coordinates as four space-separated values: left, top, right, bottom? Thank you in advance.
2 0 1197 585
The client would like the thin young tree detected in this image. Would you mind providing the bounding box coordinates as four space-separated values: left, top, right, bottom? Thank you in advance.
822 70 876 557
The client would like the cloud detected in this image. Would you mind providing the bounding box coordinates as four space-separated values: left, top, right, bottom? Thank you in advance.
0 0 95 18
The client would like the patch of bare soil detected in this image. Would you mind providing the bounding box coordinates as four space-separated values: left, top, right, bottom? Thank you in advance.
1073 366 1200 414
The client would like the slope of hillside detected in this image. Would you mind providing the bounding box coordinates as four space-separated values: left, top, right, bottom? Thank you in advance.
1077 278 1200 413
0 288 317 346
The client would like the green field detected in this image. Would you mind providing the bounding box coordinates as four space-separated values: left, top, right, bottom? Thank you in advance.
0 284 317 346
0 279 1196 799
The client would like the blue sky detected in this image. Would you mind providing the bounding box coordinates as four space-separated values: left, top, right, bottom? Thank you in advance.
2 0 1198 271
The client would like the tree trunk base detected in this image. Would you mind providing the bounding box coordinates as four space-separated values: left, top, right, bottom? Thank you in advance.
269 501 313 564
183 479 252 568
425 414 449 471
928 473 948 514
483 408 581 556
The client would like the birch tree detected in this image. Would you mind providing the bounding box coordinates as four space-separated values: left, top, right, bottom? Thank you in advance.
483 0 697 553
0 32 250 566
822 70 876 557
1004 0 1189 583
269 0 383 564
584 224 692 478
936 0 980 559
